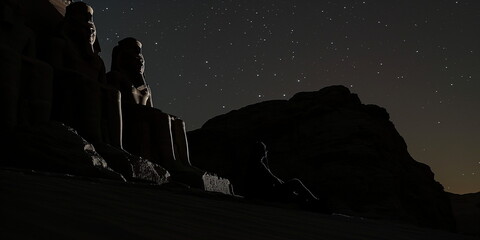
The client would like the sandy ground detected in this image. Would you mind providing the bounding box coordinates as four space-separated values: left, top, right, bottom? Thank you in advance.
0 169 477 240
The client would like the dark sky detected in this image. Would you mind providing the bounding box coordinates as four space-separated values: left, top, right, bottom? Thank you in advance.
82 0 479 194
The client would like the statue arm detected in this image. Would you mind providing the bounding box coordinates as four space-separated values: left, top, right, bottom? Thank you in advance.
146 85 153 107
260 157 284 185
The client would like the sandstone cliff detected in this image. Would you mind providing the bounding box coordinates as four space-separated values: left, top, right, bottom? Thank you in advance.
188 85 456 231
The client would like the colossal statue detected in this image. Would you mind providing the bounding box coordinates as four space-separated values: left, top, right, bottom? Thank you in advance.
107 37 204 188
0 0 52 129
45 2 121 147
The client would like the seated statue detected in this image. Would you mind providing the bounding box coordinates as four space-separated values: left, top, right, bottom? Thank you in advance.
0 1 169 184
107 37 205 188
245 141 332 214
0 0 53 130
45 1 121 147
41 2 151 180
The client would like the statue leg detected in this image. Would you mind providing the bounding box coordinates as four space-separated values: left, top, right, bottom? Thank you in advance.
280 178 333 214
279 178 319 202
124 106 177 170
165 115 205 188
121 106 205 188
100 84 122 148
150 111 178 170
171 118 191 166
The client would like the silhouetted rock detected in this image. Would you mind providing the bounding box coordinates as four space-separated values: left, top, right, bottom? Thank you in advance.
93 143 170 185
133 157 170 185
188 85 456 231
1 122 123 180
449 192 480 237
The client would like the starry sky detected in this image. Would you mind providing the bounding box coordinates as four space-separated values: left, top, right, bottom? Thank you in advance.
79 0 479 194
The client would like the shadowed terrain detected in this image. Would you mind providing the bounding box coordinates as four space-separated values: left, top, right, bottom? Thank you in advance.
449 192 480 237
0 169 476 240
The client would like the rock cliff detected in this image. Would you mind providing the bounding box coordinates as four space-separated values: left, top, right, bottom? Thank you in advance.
188 85 456 231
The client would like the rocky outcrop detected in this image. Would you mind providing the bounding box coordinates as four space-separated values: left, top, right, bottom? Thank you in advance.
1 122 123 180
92 142 170 185
1 120 172 184
188 85 456 231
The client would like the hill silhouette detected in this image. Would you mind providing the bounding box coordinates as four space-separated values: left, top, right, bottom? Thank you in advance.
188 85 456 231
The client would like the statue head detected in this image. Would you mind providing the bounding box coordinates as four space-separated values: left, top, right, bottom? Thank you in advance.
251 141 268 162
112 37 145 75
64 2 97 51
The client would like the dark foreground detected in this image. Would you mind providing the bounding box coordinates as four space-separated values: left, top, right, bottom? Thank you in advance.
0 169 476 240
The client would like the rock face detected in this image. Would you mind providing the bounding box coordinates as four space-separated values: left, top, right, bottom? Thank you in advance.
188 85 456 231
449 192 480 237
1 122 123 180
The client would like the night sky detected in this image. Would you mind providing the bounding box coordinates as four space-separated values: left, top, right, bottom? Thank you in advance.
73 0 478 194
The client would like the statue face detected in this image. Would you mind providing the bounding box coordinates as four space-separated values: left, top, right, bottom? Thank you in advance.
88 21 96 46
121 41 145 75
79 7 96 47
65 3 96 48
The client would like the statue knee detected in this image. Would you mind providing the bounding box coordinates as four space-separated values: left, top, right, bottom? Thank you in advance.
100 85 122 147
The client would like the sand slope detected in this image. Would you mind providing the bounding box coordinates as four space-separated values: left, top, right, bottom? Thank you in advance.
0 169 476 240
